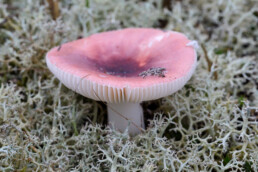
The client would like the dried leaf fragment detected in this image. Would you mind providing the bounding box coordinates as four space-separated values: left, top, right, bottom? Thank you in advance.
46 0 60 20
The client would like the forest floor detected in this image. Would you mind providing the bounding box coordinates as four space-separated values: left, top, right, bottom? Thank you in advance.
0 0 257 171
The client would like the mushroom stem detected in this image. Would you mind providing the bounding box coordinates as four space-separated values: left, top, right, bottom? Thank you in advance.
107 102 145 135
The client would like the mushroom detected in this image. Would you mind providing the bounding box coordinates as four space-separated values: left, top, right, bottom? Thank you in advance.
46 28 197 135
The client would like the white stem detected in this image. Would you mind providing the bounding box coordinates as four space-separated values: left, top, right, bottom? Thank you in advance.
107 102 145 135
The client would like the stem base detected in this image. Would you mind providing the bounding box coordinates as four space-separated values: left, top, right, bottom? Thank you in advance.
107 103 144 135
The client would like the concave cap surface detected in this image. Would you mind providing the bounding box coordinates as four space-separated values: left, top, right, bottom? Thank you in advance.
46 28 197 103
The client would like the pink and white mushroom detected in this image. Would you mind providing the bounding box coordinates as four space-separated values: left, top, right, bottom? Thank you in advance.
46 28 198 135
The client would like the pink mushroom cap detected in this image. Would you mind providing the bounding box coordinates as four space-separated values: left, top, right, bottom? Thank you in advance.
46 28 197 103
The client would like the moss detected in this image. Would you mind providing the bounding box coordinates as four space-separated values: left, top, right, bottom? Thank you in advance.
0 0 257 171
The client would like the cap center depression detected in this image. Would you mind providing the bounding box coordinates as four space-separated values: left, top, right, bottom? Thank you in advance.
89 55 151 78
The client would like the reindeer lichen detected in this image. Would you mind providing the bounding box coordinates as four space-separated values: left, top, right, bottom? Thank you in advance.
0 0 257 171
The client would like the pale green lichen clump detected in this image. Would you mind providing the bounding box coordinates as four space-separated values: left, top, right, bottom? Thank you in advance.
0 0 257 171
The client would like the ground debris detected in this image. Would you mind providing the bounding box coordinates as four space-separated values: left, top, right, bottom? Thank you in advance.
139 67 166 78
